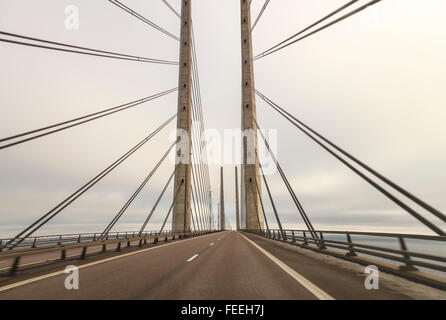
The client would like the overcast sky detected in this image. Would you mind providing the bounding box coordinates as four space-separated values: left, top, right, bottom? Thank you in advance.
0 0 445 238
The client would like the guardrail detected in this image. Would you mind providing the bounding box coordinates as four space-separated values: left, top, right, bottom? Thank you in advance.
244 229 446 286
0 230 173 252
0 230 217 275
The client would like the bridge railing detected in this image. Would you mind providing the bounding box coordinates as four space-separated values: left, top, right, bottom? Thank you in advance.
0 230 218 275
245 229 446 277
0 230 174 252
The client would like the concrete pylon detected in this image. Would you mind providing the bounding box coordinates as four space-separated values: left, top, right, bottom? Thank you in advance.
240 0 264 230
220 167 225 231
235 166 240 230
172 0 192 233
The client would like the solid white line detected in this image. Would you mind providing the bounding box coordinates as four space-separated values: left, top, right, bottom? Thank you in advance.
0 233 215 293
209 243 214 246
187 254 199 262
240 233 335 300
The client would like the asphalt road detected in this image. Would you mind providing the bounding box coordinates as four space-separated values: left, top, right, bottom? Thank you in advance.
0 231 412 299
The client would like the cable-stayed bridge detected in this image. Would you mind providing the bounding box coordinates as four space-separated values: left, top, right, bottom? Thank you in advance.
0 0 445 300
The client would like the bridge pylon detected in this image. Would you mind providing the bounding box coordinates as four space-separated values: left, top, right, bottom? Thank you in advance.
240 0 264 230
220 166 225 231
172 0 193 233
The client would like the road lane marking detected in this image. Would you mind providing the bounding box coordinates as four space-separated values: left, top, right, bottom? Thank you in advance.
187 254 199 262
209 243 214 246
0 233 216 293
240 233 335 300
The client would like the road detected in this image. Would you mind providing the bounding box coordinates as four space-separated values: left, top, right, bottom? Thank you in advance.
0 231 415 299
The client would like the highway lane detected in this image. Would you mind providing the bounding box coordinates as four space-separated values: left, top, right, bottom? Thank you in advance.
0 231 416 299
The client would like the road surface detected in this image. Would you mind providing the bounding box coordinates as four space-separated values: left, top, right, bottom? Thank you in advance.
0 231 416 299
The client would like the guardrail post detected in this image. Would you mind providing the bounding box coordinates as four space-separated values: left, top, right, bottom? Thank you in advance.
154 237 158 244
127 240 131 248
144 238 147 245
116 232 119 239
398 237 418 271
116 242 121 252
303 232 308 245
61 249 66 260
272 230 276 239
93 234 96 241
32 237 37 248
102 244 106 252
0 239 3 252
77 235 81 243
10 257 20 275
165 236 168 242
345 233 357 256
319 232 327 250
291 230 296 242
80 246 87 259
173 235 176 240
282 230 287 241
58 235 62 246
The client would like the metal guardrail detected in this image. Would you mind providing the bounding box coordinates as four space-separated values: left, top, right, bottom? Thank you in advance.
0 230 217 275
245 229 446 275
0 230 173 252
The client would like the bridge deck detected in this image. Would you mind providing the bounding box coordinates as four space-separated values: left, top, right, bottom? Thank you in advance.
0 231 443 300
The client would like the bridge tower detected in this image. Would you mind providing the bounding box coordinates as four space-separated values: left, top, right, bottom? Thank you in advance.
235 166 240 230
240 0 264 230
220 166 225 231
172 0 192 233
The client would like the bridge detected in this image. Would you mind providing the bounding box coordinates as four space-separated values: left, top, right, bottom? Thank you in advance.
0 0 445 300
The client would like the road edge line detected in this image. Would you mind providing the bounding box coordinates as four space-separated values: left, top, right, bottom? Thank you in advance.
239 233 335 300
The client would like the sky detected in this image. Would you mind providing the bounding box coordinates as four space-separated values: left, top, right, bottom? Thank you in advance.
0 0 445 238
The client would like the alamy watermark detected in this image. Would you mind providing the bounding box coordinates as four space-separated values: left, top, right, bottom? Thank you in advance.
364 265 379 290
65 5 79 30
169 125 279 175
64 265 79 290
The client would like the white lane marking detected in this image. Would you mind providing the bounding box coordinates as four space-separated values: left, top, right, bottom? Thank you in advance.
0 233 216 293
217 238 221 240
240 233 335 301
187 254 199 262
209 243 214 246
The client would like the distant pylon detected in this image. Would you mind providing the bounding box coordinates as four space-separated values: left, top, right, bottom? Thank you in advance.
235 166 240 230
220 166 225 231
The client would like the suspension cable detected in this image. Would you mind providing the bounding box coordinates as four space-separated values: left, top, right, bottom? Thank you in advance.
161 0 181 19
160 179 184 233
253 0 382 61
256 90 446 235
253 118 319 239
100 141 177 239
139 170 175 235
2 114 176 250
0 88 178 150
108 0 179 41
0 31 178 65
255 151 284 236
249 179 263 230
251 0 270 32
252 173 270 232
